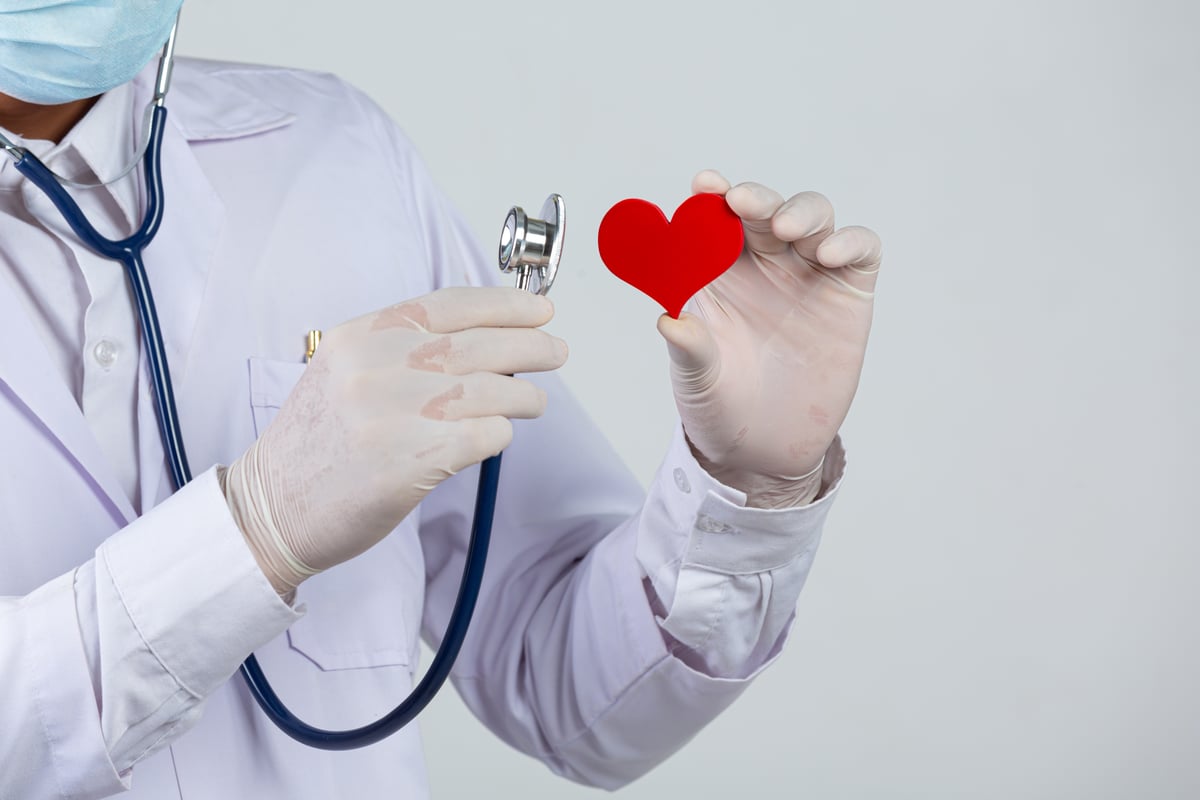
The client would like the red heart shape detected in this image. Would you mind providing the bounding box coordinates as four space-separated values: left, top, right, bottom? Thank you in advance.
598 193 745 318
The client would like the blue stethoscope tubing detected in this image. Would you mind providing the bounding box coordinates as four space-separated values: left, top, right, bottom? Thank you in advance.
13 104 501 750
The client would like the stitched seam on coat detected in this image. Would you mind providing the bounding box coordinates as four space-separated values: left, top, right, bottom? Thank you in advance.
683 554 810 576
22 586 71 799
449 674 568 767
651 556 685 611
554 525 707 750
692 574 730 654
100 545 202 700
556 554 676 751
551 653 674 753
125 718 186 768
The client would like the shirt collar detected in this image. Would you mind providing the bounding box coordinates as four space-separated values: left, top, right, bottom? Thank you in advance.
0 77 133 186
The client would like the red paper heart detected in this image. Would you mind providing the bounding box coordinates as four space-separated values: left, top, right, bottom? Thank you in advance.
598 193 745 318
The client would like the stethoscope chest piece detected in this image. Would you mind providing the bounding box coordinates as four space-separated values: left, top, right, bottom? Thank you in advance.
499 194 565 295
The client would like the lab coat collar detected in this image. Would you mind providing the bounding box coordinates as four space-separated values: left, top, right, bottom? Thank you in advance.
0 57 295 184
0 80 145 238
132 57 298 143
0 85 139 221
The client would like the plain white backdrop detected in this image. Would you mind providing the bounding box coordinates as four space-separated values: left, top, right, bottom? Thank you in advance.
180 1 1198 797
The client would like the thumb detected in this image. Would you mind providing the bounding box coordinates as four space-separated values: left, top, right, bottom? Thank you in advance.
657 312 720 393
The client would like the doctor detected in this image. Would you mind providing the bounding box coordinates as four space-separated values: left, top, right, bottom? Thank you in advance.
0 2 882 798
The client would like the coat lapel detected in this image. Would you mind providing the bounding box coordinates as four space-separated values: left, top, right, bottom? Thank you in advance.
133 62 295 387
0 60 297 519
0 273 136 526
132 117 226 508
132 64 296 508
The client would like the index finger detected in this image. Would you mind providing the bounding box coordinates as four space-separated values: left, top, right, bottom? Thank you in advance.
371 287 555 334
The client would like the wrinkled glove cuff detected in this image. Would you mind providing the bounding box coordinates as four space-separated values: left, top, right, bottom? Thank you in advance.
745 455 826 509
219 445 318 599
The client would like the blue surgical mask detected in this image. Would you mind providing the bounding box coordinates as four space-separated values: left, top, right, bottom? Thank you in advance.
0 0 183 106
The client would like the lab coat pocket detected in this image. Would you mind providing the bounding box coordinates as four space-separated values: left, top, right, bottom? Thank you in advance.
248 356 308 436
247 356 418 672
286 555 415 671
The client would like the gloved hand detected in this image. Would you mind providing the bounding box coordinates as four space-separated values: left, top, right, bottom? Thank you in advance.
658 171 882 508
220 287 568 597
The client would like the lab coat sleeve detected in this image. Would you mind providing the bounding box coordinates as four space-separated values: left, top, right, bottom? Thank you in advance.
638 425 846 679
419 378 845 789
0 468 299 800
364 101 848 787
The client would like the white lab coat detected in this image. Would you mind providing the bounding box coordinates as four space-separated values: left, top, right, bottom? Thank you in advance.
0 59 844 799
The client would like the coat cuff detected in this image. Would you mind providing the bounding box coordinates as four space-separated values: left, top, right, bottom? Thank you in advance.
676 427 845 574
639 424 845 608
20 572 127 796
97 466 301 699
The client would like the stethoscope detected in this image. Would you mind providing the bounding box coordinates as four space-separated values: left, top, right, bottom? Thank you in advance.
0 19 566 751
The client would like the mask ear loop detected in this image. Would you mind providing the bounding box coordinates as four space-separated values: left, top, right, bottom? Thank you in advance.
0 11 180 190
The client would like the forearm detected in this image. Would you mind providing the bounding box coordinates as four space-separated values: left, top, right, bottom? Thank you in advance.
452 520 752 790
421 375 842 787
0 468 297 799
642 428 845 678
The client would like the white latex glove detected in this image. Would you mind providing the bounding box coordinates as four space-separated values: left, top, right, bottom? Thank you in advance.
658 171 882 508
221 287 568 596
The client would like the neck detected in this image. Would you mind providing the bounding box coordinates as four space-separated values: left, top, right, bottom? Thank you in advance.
0 94 99 144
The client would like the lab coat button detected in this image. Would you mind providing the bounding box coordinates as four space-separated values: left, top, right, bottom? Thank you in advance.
93 339 119 368
673 468 691 494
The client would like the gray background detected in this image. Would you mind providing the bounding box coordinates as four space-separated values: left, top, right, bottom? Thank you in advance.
181 1 1198 797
